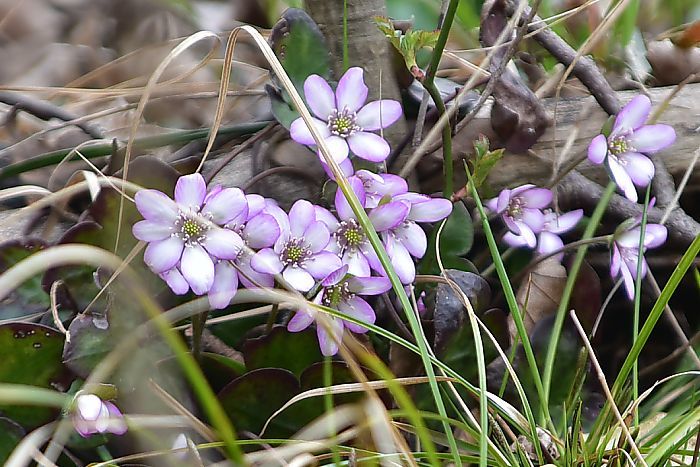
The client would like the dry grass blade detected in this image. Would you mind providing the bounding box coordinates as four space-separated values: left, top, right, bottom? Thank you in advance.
0 185 51 203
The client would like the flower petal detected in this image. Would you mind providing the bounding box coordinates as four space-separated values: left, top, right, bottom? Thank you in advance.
181 245 215 295
244 214 280 249
290 116 331 145
305 251 342 279
347 132 390 162
160 268 189 295
203 227 243 260
618 152 655 187
537 231 564 259
321 156 355 180
644 224 667 248
132 220 172 242
103 402 127 435
408 198 453 222
202 187 247 225
288 308 316 332
588 134 609 164
394 221 427 257
304 221 331 253
607 156 638 202
503 231 532 248
347 276 391 295
289 199 315 238
339 296 375 333
545 209 583 234
619 256 636 300
629 124 675 153
134 189 178 223
322 265 348 287
316 317 343 356
237 254 275 288
335 176 366 221
513 221 537 248
613 95 651 135
209 261 238 310
335 67 368 112
77 395 103 421
246 194 265 218
304 74 336 120
283 266 315 292
251 248 284 275
368 201 409 231
174 174 206 209
520 188 553 209
319 135 350 164
343 249 371 277
314 206 340 232
610 244 622 277
144 236 184 273
521 208 545 232
389 238 415 284
356 99 402 130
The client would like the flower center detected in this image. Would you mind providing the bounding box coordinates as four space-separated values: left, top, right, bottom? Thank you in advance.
174 212 209 245
608 136 633 156
322 281 352 308
507 198 524 218
281 238 311 266
336 219 365 249
328 108 360 137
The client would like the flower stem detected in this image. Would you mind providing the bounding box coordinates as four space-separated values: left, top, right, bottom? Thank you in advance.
632 185 652 426
422 0 460 197
191 311 206 363
541 181 616 421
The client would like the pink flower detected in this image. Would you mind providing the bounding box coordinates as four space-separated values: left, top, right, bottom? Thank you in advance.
290 67 403 164
610 221 667 300
72 394 126 438
588 95 675 202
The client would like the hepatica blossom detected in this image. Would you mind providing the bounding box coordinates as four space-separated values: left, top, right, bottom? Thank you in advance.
72 394 126 438
288 265 391 356
588 95 676 202
487 184 553 248
611 220 667 299
133 174 244 295
290 67 402 163
251 199 342 292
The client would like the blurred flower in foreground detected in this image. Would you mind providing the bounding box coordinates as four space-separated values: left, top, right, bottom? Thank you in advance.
290 67 402 163
72 394 126 438
588 95 675 202
133 174 244 295
610 221 667 299
288 265 391 356
487 184 553 248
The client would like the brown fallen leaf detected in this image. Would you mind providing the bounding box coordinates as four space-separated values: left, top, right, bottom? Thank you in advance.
509 257 567 342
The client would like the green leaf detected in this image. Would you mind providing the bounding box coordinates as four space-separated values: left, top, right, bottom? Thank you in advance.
467 135 505 194
270 8 331 94
419 202 474 275
62 313 111 379
0 324 71 428
0 239 50 320
375 16 439 75
612 0 640 47
218 368 300 437
242 325 323 378
0 417 24 464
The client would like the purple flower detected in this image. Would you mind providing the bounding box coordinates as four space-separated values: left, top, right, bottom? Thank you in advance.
355 169 408 208
610 222 667 300
133 174 245 295
288 265 391 356
208 209 282 309
381 193 453 284
503 208 584 261
487 184 553 248
251 199 342 292
72 394 127 438
290 67 403 163
588 95 676 202
319 176 410 277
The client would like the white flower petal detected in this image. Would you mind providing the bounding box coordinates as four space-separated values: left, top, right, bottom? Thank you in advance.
202 187 247 225
347 132 390 162
174 174 206 209
335 67 368 112
283 266 315 292
356 100 402 130
144 236 184 273
208 261 239 310
203 228 243 260
304 74 336 120
134 189 179 223
607 157 638 202
290 116 331 145
132 220 172 242
181 245 215 295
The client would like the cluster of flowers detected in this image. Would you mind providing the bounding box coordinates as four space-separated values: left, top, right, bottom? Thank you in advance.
486 184 583 262
132 66 454 356
133 171 451 356
489 95 673 300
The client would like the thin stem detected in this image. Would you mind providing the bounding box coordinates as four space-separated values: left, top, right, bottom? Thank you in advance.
542 182 616 422
632 186 651 426
191 312 206 363
423 0 460 197
342 0 349 71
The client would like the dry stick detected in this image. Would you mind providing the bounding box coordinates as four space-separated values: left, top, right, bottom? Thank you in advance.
569 310 648 467
640 330 700 378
